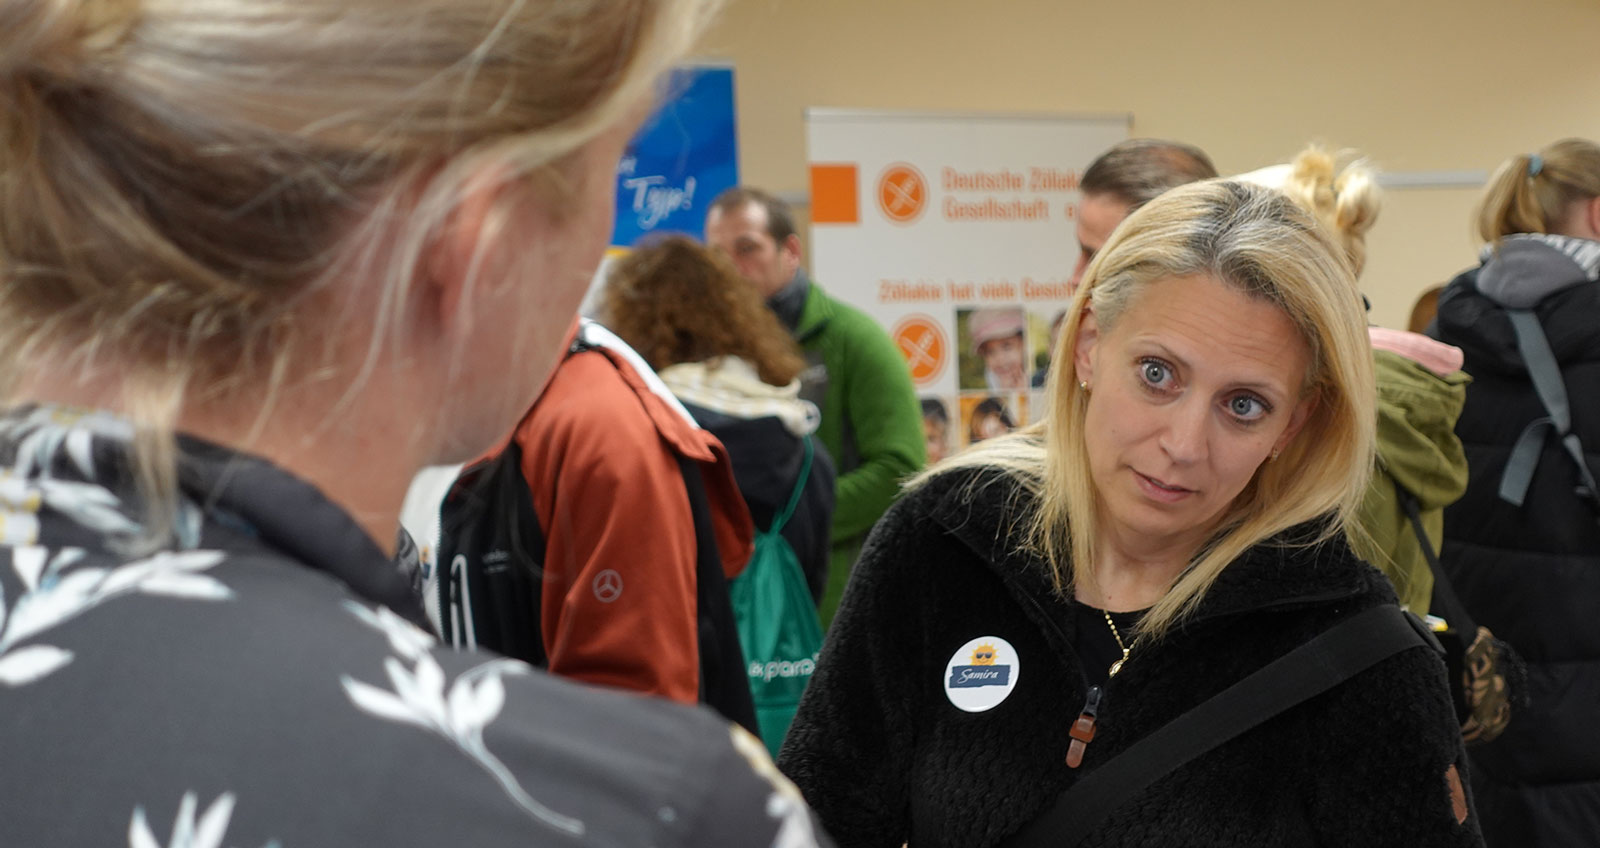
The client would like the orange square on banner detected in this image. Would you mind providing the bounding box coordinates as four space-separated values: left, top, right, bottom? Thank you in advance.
810 164 859 224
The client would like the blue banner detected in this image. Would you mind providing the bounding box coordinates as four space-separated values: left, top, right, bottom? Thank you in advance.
611 65 738 247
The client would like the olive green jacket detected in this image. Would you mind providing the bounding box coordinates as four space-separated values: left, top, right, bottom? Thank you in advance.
1353 349 1471 615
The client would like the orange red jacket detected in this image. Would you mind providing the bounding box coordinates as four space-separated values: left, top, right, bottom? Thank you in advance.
512 330 754 704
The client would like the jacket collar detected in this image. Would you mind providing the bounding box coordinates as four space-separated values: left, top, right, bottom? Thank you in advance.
793 273 833 343
0 405 430 629
914 465 1375 627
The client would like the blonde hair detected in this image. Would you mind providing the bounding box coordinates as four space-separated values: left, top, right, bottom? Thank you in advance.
1476 138 1600 242
1237 147 1381 278
919 180 1376 639
0 0 718 540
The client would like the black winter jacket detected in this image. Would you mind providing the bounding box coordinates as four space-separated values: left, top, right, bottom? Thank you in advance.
779 466 1481 847
1431 235 1600 846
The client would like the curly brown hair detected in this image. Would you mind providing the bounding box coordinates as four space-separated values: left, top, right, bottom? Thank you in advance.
602 235 806 386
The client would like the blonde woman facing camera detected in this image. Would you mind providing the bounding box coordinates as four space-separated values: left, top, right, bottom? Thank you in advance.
0 1 827 846
779 182 1480 847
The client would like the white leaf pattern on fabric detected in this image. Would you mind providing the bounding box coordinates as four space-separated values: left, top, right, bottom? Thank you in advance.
0 548 230 687
12 545 45 592
0 408 202 549
65 428 94 479
138 572 233 601
342 678 431 728
342 603 584 837
344 601 434 660
0 644 73 686
127 792 278 848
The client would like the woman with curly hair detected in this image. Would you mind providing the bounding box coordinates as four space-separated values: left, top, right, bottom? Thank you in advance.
605 236 837 605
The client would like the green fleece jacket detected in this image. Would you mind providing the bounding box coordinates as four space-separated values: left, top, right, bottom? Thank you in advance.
794 282 925 623
1353 349 1471 615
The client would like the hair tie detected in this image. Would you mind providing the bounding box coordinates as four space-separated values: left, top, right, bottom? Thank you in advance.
1528 154 1544 178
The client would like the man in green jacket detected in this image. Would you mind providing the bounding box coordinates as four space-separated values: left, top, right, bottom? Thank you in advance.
706 188 925 625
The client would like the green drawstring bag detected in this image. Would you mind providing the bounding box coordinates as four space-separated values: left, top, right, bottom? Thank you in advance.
730 437 825 759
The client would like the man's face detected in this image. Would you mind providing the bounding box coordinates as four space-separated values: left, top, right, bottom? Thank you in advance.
1070 191 1132 292
705 201 800 299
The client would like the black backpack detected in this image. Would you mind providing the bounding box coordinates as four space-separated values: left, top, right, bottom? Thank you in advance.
434 343 759 737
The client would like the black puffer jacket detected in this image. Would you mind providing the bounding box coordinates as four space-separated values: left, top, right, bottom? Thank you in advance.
778 466 1480 847
1430 235 1600 847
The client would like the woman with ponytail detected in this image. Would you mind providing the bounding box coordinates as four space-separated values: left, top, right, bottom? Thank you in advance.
1429 139 1600 847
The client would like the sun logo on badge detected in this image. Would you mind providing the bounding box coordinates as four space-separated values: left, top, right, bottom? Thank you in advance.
971 643 998 665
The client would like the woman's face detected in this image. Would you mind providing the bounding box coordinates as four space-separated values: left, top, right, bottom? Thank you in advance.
1074 273 1314 554
980 333 1027 389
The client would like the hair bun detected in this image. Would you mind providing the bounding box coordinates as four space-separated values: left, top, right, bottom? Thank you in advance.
0 0 135 82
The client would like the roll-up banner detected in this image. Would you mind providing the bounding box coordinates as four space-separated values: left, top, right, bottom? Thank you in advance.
806 109 1128 463
613 64 739 247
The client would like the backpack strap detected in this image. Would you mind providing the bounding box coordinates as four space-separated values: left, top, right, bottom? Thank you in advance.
676 454 762 738
1002 604 1432 848
1395 484 1475 634
1498 310 1600 523
768 437 814 536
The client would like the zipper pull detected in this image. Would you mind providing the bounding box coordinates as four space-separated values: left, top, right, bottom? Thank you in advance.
1065 684 1102 768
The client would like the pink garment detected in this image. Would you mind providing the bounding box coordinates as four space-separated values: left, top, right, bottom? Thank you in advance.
1369 327 1464 377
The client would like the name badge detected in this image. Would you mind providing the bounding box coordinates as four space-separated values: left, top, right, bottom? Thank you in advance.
944 636 1020 712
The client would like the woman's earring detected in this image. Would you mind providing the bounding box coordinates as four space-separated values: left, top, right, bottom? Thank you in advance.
1079 380 1090 394
1269 448 1281 462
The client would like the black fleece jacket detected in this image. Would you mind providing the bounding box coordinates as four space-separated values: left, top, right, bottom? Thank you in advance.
779 467 1482 848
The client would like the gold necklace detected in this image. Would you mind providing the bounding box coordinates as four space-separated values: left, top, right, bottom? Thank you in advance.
1102 609 1130 678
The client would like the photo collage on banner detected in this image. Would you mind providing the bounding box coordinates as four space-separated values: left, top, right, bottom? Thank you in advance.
806 110 1128 461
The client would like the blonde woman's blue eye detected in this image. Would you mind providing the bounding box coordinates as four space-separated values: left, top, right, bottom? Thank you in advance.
1141 361 1169 385
1229 396 1266 420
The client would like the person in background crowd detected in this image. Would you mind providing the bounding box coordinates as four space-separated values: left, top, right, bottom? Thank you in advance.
467 317 758 724
1238 147 1471 617
1429 138 1600 847
0 0 830 845
967 308 1028 391
1071 138 1219 290
966 396 1016 444
706 187 926 626
1031 309 1068 388
921 398 951 464
781 181 1479 847
604 236 837 605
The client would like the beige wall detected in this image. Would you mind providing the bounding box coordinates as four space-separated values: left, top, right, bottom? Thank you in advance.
698 0 1600 330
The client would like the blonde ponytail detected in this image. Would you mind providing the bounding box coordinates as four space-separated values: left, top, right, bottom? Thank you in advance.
1476 139 1600 243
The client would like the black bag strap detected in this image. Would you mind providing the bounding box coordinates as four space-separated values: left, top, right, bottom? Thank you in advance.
677 453 761 737
768 437 814 536
1004 604 1430 848
1395 485 1475 634
1498 309 1600 523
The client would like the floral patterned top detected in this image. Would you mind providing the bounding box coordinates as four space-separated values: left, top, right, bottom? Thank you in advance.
0 406 828 848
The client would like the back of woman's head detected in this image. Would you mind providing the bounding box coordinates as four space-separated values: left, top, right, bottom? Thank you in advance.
603 235 805 387
1236 147 1381 278
1477 138 1600 242
0 0 717 542
0 0 716 409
